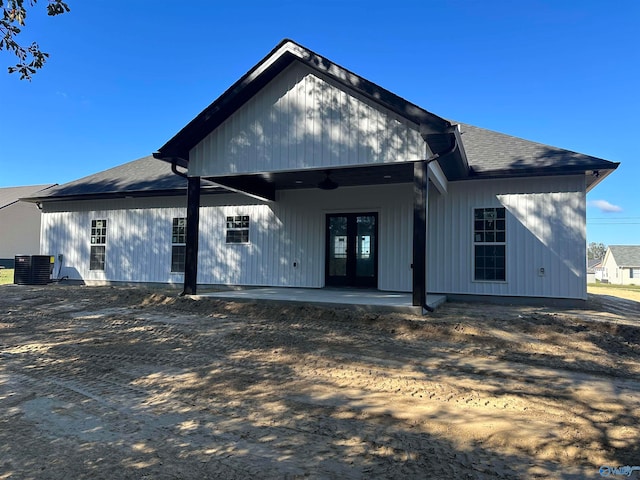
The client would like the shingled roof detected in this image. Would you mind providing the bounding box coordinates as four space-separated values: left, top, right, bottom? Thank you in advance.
22 156 210 203
25 40 619 202
607 245 640 267
1 184 55 207
27 125 618 202
457 123 617 188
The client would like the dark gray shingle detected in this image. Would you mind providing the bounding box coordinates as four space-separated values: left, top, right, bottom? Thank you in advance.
458 123 616 175
608 245 640 267
25 156 189 201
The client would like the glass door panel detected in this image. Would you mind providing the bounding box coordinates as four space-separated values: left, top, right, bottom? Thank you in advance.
326 213 377 287
328 216 348 279
355 215 376 280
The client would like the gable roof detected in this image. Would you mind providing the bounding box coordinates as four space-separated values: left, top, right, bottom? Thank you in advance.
0 184 55 208
26 41 620 203
587 258 602 272
154 39 468 180
154 39 618 186
607 245 640 267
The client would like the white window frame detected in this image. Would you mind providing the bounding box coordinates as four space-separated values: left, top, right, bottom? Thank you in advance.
171 217 186 273
90 219 107 271
472 207 506 282
226 215 250 244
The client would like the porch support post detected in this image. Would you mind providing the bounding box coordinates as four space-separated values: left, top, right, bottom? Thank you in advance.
183 176 201 296
412 161 428 307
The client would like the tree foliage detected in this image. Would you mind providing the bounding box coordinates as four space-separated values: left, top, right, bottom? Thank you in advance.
588 242 607 260
0 0 69 80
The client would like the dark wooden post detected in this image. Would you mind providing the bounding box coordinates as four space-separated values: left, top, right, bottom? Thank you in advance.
183 176 200 295
412 161 428 307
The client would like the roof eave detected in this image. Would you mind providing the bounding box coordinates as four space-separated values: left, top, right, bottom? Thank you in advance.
465 162 619 185
585 164 619 192
22 187 225 204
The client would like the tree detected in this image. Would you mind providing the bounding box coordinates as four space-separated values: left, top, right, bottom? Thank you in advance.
0 0 69 80
588 242 607 260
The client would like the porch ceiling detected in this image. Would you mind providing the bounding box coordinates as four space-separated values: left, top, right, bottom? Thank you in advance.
206 162 417 199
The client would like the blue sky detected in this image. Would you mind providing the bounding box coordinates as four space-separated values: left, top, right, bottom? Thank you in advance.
1 0 638 246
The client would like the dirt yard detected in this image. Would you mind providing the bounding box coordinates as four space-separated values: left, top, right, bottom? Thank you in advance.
1 285 639 479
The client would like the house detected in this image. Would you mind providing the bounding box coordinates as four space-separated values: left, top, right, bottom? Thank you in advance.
0 185 55 268
587 258 602 284
601 246 640 285
25 39 618 306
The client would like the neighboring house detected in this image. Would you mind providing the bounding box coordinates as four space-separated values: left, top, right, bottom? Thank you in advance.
601 246 640 285
25 39 619 304
0 185 55 268
587 258 603 284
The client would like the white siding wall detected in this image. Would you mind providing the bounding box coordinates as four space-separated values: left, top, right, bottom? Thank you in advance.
428 175 587 299
602 252 639 285
601 250 617 284
41 185 414 291
41 175 588 299
42 197 189 284
190 62 426 177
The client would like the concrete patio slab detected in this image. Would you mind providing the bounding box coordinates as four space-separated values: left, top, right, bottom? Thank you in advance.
194 287 447 313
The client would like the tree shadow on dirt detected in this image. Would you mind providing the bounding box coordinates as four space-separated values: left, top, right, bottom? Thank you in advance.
0 285 636 479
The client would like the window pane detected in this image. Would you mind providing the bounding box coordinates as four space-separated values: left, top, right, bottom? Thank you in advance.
226 214 250 243
90 246 105 271
90 220 107 245
474 245 505 281
172 217 186 243
171 245 186 273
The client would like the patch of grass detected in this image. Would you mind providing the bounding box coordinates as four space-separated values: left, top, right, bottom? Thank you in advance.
0 269 14 285
588 282 640 303
588 282 640 292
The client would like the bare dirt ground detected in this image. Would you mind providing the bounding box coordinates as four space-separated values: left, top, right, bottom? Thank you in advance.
1 285 639 479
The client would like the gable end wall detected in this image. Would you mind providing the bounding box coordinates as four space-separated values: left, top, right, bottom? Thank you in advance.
189 62 426 177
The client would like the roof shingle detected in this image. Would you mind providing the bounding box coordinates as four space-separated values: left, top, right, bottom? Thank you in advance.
0 184 55 208
608 245 640 267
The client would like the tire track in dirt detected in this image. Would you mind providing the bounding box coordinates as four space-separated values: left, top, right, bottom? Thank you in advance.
1 285 639 478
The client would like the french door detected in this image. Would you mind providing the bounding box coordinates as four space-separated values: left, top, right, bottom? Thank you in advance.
325 213 378 287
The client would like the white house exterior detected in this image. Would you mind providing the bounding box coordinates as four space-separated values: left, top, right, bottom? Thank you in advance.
0 185 54 267
601 246 640 285
588 259 603 283
26 40 619 305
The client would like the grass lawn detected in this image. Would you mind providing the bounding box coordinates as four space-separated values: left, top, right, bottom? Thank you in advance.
588 282 640 302
0 269 14 285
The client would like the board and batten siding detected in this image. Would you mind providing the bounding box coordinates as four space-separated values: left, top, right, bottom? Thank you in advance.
40 175 587 299
189 62 427 177
428 175 587 300
41 197 189 284
40 184 415 291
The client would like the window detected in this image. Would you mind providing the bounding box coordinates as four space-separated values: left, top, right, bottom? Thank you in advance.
171 217 186 273
473 207 506 281
631 268 640 279
226 215 250 244
90 219 107 271
334 235 347 258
